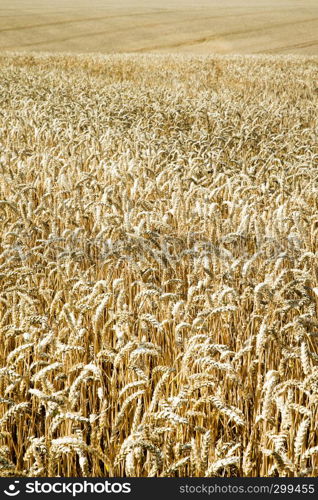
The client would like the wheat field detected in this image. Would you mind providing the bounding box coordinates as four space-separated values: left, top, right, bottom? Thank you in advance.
0 53 318 477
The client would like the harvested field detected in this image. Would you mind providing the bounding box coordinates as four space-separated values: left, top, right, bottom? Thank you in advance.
1 0 318 55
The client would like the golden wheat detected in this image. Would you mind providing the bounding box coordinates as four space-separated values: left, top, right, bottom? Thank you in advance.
0 53 317 477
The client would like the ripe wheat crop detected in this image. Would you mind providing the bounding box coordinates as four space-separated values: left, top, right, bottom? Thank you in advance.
0 53 318 477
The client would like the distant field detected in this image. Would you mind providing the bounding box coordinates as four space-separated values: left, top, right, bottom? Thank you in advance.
1 0 318 54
